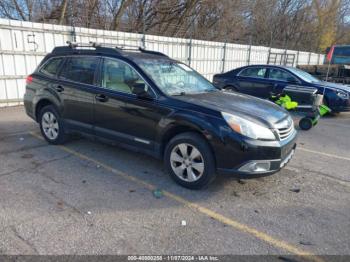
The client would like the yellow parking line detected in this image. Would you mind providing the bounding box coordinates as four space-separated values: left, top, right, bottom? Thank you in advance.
30 132 324 262
299 147 350 161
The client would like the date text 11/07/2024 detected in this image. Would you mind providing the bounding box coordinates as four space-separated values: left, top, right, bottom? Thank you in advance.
127 255 219 261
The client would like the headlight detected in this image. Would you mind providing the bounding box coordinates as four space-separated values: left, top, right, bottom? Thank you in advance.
336 90 349 99
221 112 276 140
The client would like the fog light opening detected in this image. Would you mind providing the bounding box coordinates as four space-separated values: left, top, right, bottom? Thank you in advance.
239 161 271 173
252 162 271 172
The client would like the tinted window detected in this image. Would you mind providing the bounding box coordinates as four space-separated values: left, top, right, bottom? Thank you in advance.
333 47 350 56
101 58 146 94
40 57 63 76
332 47 350 64
268 68 297 82
239 67 266 78
59 56 99 85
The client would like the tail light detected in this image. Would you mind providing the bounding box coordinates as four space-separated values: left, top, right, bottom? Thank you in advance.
26 75 33 84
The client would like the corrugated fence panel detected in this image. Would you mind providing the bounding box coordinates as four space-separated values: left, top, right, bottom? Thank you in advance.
297 52 311 65
0 18 323 106
249 46 270 65
224 43 249 71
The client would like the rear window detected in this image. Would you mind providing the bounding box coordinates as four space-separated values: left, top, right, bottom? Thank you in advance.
239 67 267 78
59 56 99 85
40 57 64 77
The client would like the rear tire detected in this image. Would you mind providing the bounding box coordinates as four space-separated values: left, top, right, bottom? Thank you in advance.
39 105 67 144
299 117 313 130
164 132 216 189
224 85 238 92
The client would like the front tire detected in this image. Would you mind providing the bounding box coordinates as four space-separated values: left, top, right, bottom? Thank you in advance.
323 96 339 116
39 105 67 144
164 132 216 189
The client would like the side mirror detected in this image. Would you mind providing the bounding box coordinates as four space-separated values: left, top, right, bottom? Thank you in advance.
132 83 153 99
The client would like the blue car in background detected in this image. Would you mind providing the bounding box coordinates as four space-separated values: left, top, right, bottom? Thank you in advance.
213 65 350 112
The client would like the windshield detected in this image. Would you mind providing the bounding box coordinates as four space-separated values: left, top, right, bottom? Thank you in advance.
288 67 321 83
138 60 217 95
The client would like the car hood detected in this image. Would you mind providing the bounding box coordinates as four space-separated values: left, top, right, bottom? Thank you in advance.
314 81 350 93
173 91 289 127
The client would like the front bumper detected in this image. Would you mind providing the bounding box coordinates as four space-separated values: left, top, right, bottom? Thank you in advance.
329 96 350 112
215 129 297 177
234 144 295 175
331 104 350 112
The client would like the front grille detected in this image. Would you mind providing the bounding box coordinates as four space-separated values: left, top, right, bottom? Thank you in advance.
275 117 294 141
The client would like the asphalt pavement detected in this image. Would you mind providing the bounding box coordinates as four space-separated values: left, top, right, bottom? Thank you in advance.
0 106 349 259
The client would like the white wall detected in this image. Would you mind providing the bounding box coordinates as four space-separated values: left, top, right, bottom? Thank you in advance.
0 18 324 106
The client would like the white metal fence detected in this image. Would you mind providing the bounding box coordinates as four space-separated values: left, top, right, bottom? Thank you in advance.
0 18 324 107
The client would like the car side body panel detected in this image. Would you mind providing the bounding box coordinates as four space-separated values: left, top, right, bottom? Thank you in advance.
213 65 350 112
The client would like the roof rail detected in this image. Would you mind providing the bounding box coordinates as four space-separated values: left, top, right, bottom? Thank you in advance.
138 47 168 57
91 42 168 57
51 42 168 58
52 41 123 55
106 44 168 57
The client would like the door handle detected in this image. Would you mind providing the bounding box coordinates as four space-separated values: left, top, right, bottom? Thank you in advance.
95 94 108 102
55 85 64 92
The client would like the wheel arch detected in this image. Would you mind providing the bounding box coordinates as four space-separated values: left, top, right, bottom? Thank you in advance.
34 98 59 122
159 122 217 167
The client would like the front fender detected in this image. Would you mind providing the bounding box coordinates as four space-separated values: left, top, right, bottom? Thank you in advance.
156 109 227 155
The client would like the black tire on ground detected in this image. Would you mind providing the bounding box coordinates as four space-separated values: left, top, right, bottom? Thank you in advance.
299 117 313 130
164 132 216 189
323 97 339 116
224 85 238 92
39 105 67 145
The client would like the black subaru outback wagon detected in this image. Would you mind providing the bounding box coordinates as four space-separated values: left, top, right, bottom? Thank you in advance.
24 43 297 189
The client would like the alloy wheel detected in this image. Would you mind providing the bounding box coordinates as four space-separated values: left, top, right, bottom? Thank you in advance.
170 143 205 182
42 112 59 140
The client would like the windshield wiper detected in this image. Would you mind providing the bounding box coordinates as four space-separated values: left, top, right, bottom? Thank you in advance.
171 91 187 96
205 88 218 92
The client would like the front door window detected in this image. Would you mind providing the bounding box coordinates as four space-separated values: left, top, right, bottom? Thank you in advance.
101 58 150 95
268 68 297 82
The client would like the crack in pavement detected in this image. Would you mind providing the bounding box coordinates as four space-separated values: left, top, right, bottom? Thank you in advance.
0 154 71 179
42 190 85 216
287 165 350 187
38 170 70 186
9 225 39 254
0 144 49 156
0 130 37 141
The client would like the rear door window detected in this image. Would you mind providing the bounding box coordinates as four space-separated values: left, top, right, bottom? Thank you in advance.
239 67 267 78
59 56 99 85
40 57 64 77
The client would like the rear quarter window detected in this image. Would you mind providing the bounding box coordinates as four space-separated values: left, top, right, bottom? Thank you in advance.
40 57 64 77
59 56 99 85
